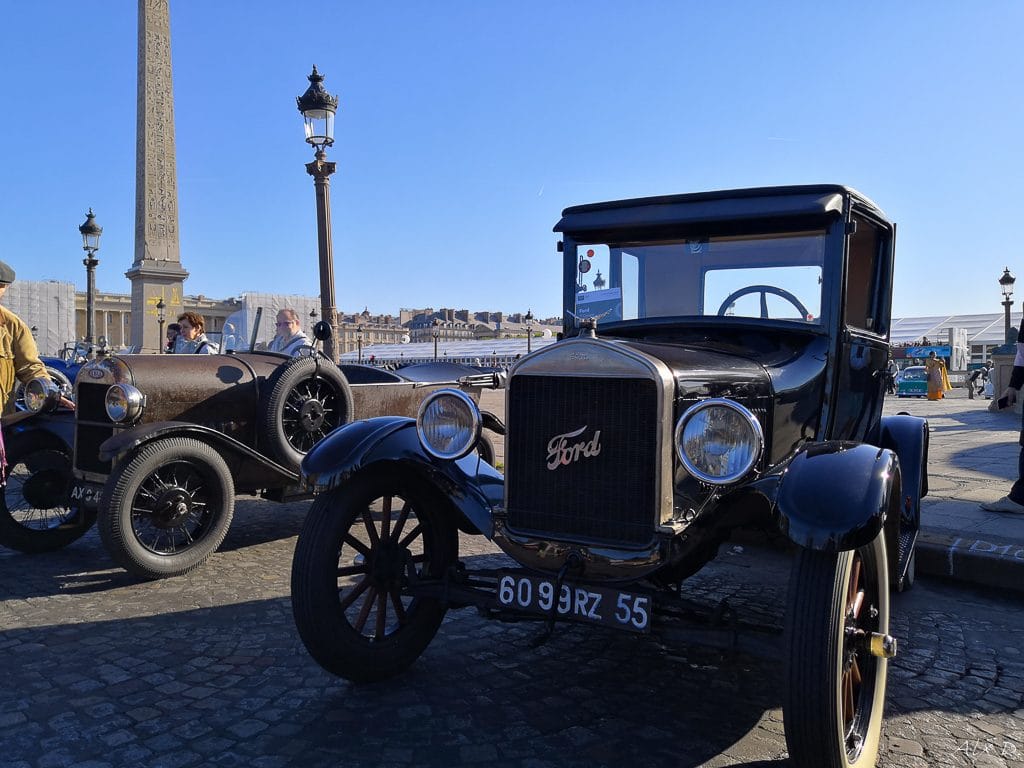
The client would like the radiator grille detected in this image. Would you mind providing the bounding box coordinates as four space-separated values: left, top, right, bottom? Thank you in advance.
506 375 659 547
75 382 114 475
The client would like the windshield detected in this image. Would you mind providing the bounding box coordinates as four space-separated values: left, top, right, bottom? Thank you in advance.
572 230 826 324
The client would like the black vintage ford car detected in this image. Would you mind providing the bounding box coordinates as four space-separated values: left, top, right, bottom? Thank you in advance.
290 185 929 768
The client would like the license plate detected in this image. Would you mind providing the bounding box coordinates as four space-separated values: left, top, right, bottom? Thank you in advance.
69 481 102 509
496 572 652 633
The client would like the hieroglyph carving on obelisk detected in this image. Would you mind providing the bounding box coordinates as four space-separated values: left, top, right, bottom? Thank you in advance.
127 0 189 352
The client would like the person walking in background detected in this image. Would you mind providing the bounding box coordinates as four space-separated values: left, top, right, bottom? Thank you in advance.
982 319 1024 514
925 350 950 400
165 322 181 354
267 309 311 356
966 366 982 400
176 312 218 354
885 355 899 395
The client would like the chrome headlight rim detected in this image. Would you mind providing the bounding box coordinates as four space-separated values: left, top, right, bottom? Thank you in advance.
105 383 145 423
23 377 60 413
416 388 482 461
674 397 764 486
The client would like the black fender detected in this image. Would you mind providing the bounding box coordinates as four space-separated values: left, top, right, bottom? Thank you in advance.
878 413 929 516
4 410 75 450
481 410 506 436
98 421 298 484
301 416 503 538
774 441 898 552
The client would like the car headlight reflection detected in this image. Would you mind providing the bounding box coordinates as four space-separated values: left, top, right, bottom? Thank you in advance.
675 398 763 485
23 377 60 413
416 389 481 460
105 384 145 423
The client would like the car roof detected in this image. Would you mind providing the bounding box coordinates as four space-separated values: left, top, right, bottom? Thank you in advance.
553 184 887 234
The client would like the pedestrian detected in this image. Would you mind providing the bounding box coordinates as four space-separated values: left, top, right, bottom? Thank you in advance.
924 351 950 400
176 311 219 354
982 320 1024 513
965 367 983 400
165 322 181 354
885 356 899 395
267 309 311 356
0 260 74 418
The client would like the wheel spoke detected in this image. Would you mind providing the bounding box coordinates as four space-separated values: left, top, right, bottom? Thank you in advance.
352 585 378 633
338 575 371 611
391 502 412 543
380 496 392 541
398 522 422 550
374 590 388 640
362 509 380 546
342 533 371 559
388 588 407 624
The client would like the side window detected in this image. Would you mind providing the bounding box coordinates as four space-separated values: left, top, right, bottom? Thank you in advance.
845 215 884 332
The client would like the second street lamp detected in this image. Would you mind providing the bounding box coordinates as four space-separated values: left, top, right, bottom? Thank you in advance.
525 308 534 354
432 318 440 361
1000 267 1016 346
78 209 102 346
297 65 340 362
356 325 364 364
157 298 166 353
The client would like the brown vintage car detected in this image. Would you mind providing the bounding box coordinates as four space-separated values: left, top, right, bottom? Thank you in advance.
70 349 500 579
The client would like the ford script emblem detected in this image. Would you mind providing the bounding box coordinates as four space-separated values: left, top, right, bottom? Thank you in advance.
546 426 602 470
87 368 105 379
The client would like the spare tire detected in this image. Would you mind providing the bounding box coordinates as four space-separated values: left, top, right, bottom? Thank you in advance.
259 356 354 470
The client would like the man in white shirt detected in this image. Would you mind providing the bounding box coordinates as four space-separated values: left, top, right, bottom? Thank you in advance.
267 309 311 356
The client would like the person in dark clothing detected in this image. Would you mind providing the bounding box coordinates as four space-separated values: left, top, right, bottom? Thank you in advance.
966 368 982 400
982 320 1024 513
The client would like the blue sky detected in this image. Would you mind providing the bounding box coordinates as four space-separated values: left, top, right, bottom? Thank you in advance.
1 1 1021 320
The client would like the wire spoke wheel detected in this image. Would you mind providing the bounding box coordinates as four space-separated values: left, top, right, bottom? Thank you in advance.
291 469 457 682
0 443 93 553
281 378 343 453
784 531 890 768
99 437 234 579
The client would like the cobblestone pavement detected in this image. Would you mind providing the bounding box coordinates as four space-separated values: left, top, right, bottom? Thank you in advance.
2 492 1024 768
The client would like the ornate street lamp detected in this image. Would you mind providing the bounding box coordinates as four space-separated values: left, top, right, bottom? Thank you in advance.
78 209 102 345
156 297 166 353
1000 267 1016 346
432 318 440 361
297 66 340 362
525 308 534 354
356 325 364 364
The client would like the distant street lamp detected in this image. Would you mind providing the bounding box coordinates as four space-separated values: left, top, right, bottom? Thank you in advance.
297 66 340 362
525 308 534 354
356 325 364 364
78 209 102 345
432 318 440 361
1000 267 1016 346
156 297 166 353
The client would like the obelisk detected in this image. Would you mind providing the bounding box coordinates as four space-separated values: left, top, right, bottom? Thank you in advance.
126 0 189 352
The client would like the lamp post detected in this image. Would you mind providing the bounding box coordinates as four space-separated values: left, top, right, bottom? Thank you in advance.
432 318 440 361
297 66 340 362
156 298 166 353
525 308 534 354
356 325 364 364
78 209 102 345
1000 267 1016 346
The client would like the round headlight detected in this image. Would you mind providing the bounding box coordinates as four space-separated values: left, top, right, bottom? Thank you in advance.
23 378 59 413
416 389 482 460
675 398 764 485
105 384 145 423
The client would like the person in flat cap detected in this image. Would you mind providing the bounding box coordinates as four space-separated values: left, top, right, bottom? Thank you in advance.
0 260 65 415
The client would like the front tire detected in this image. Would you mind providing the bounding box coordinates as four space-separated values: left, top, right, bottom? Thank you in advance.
0 443 94 553
784 532 891 768
98 437 235 579
291 469 457 682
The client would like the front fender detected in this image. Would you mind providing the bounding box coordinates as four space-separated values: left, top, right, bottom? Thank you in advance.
775 441 897 552
98 421 298 483
301 416 503 538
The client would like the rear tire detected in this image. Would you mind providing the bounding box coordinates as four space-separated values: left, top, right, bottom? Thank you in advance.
784 532 890 768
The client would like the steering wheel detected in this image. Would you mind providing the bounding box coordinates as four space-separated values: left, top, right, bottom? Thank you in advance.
717 284 810 320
